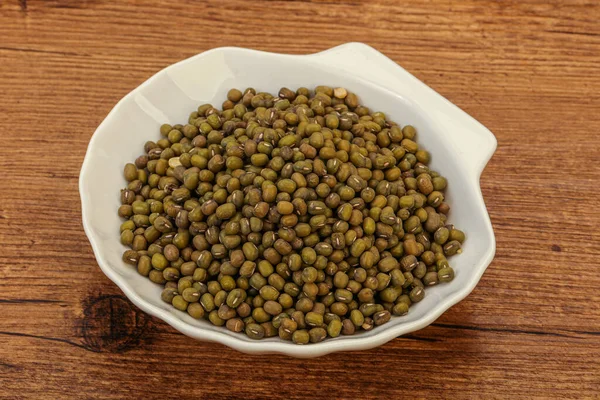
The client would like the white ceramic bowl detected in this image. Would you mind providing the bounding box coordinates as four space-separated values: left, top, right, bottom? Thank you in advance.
80 43 497 357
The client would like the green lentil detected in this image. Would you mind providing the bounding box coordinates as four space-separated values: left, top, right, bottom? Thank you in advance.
292 330 310 344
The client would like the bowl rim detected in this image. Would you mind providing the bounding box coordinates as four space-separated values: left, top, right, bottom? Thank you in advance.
80 43 496 357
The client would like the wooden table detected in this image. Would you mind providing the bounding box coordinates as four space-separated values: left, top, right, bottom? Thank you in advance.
1 1 599 398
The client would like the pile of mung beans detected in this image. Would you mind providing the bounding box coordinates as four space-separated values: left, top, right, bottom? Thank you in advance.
118 86 465 344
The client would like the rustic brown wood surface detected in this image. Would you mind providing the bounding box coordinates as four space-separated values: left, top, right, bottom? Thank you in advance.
1 0 599 398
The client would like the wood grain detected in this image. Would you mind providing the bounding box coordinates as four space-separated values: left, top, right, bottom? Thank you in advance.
1 0 599 398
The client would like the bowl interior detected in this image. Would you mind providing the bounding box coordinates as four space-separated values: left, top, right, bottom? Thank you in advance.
81 47 494 348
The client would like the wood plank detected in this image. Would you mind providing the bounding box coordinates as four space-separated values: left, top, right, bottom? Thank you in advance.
1 0 599 398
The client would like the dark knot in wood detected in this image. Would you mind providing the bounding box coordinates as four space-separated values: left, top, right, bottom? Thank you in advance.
81 295 149 353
